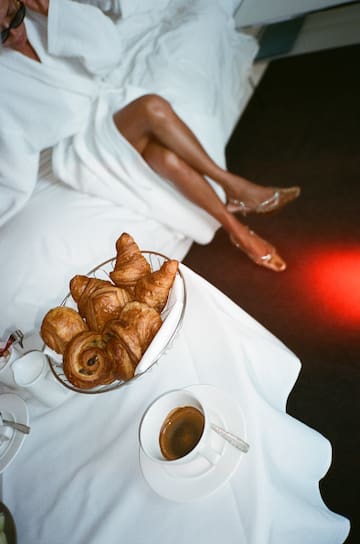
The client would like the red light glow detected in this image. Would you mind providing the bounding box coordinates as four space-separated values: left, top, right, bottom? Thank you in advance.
309 248 360 326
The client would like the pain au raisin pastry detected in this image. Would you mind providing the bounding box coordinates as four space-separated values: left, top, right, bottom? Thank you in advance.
63 331 116 389
109 232 151 290
40 306 88 355
70 274 133 332
135 259 179 313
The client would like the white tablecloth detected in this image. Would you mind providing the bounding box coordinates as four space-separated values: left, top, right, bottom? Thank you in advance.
1 266 350 544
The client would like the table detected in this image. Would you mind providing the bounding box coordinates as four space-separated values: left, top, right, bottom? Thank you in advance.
1 266 350 544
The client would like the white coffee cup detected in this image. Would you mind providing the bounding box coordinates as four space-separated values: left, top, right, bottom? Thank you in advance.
11 350 71 408
139 389 221 471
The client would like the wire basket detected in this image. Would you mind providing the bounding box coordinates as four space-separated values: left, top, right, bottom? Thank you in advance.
45 251 186 394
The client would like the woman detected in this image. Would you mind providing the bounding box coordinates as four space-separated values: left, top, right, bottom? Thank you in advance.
0 0 300 271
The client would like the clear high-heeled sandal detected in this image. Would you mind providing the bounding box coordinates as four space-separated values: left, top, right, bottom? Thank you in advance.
227 186 301 216
229 231 286 272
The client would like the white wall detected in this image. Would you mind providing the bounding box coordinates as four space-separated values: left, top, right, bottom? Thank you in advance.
235 0 356 26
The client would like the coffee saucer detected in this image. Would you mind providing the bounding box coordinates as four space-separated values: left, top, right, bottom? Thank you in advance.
0 393 29 474
139 384 247 502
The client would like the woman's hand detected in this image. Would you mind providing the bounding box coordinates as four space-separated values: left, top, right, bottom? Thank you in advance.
22 0 49 16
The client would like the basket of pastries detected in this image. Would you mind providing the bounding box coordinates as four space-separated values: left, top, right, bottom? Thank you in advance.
40 233 186 394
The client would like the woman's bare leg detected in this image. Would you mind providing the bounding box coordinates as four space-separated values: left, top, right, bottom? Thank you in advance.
112 95 287 270
141 140 286 271
113 95 276 207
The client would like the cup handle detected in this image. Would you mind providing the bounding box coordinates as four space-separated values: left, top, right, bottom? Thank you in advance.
198 443 221 466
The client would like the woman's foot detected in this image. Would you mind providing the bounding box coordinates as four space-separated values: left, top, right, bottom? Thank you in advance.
229 229 286 272
227 186 301 216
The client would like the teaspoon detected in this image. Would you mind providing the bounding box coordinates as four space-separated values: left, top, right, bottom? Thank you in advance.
0 413 30 435
211 423 249 453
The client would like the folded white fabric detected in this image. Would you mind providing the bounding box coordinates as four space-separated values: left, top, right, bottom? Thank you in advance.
135 272 186 374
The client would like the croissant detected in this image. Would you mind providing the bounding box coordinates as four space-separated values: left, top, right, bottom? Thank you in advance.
109 232 151 289
63 331 116 389
40 306 88 355
103 319 142 364
135 259 179 313
105 335 137 381
119 301 162 352
70 275 113 317
101 302 162 380
81 284 133 333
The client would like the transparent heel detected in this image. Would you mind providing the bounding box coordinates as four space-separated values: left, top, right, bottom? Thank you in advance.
229 232 286 272
227 186 301 216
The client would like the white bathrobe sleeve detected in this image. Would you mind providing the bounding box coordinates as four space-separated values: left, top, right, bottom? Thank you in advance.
47 0 124 75
0 128 39 228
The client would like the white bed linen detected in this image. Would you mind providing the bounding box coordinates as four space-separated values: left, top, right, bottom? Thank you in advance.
0 156 191 337
1 267 350 544
0 0 257 242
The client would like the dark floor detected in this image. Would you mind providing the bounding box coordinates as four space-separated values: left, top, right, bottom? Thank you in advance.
184 44 360 543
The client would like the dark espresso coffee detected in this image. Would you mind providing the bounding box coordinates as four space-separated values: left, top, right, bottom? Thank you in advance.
159 406 205 460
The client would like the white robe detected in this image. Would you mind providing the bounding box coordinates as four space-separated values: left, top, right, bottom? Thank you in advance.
0 0 257 242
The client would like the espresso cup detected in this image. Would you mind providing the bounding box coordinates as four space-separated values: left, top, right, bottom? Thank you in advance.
139 389 220 469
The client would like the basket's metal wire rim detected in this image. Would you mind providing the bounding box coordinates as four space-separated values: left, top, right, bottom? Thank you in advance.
46 251 187 395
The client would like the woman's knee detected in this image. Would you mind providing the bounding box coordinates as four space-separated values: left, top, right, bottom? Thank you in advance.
139 94 173 126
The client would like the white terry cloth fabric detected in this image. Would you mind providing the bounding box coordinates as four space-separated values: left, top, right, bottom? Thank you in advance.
52 0 258 243
0 0 258 243
1 266 350 544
